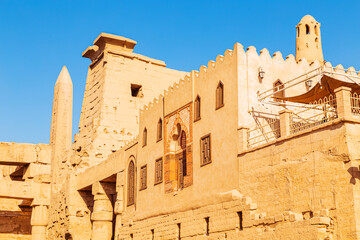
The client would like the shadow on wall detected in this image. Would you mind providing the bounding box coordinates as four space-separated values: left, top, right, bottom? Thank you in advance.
0 211 31 235
347 166 360 185
65 233 73 240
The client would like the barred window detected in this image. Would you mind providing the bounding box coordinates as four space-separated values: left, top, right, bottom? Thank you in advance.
200 134 211 166
194 95 201 121
140 165 147 190
143 127 147 147
154 158 163 185
216 82 224 109
157 119 162 141
127 160 135 206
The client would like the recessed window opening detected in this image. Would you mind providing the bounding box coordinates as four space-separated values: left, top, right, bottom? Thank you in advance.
200 134 211 166
177 223 181 240
140 165 147 190
181 131 187 176
315 25 318 36
216 81 224 109
130 233 134 239
273 80 284 102
151 229 154 240
157 118 163 141
237 211 243 231
306 24 310 34
155 158 163 185
205 217 210 236
143 128 147 147
297 27 300 37
131 84 143 97
127 160 135 206
194 95 201 121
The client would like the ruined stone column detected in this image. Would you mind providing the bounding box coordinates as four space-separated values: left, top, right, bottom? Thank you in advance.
31 199 49 240
91 182 113 240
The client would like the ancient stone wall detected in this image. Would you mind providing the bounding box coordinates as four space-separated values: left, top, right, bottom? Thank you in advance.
0 142 51 239
239 120 360 239
75 33 187 168
112 119 359 240
117 192 331 240
0 198 31 240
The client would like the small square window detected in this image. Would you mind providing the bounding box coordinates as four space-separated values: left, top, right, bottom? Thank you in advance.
131 84 143 98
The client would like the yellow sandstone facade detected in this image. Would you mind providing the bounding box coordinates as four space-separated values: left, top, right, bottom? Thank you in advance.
1 15 360 240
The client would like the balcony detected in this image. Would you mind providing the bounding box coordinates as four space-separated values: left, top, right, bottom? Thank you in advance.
240 86 358 151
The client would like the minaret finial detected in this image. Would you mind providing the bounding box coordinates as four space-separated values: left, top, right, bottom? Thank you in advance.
295 15 324 64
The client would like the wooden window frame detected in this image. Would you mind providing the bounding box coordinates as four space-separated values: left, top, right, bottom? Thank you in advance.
154 158 163 185
139 164 147 191
200 133 212 167
156 118 163 142
142 127 147 147
127 160 135 206
215 81 224 110
194 95 201 122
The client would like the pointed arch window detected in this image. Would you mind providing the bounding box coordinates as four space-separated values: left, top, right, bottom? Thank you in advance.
127 160 135 206
273 80 285 102
314 25 318 36
194 95 201 121
216 81 224 109
143 128 147 147
157 119 162 142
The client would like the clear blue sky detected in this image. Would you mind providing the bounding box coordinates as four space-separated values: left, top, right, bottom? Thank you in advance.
1 0 359 143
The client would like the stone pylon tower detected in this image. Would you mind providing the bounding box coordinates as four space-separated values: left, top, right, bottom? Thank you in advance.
73 33 186 167
49 66 73 186
295 15 324 64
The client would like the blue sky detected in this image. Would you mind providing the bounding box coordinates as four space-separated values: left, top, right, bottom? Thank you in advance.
1 0 360 143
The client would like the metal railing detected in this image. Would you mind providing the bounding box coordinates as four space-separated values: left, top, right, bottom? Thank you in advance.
351 92 360 116
290 95 337 134
258 67 323 101
258 65 360 103
246 66 360 149
247 118 280 148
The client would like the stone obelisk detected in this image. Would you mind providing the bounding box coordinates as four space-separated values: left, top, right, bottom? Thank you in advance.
49 66 73 186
